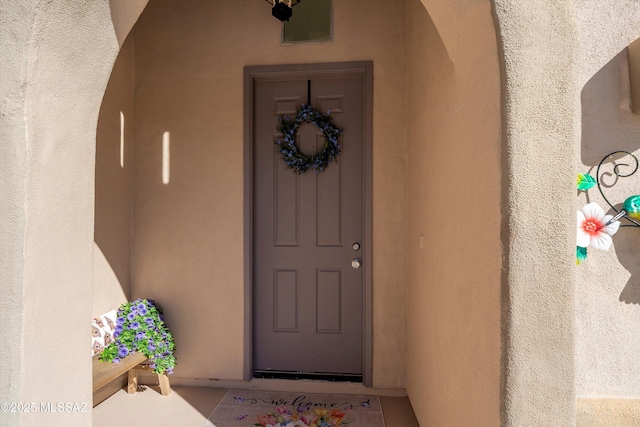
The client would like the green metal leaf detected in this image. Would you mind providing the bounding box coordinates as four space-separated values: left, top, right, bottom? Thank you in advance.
576 246 587 265
577 173 596 191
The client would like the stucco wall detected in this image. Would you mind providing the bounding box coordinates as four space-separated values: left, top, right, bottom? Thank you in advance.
20 1 121 425
11 0 640 425
577 50 640 398
493 0 640 425
494 1 580 425
573 1 640 423
0 2 39 426
129 0 408 386
405 0 501 425
1 1 147 425
93 35 135 317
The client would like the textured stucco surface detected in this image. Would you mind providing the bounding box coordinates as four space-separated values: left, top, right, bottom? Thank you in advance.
0 1 147 425
494 0 579 425
8 0 640 425
574 0 640 89
573 0 640 405
13 1 120 424
405 0 501 425
577 50 640 398
0 2 39 426
494 0 640 425
129 0 408 386
93 35 135 317
108 0 148 48
577 398 640 426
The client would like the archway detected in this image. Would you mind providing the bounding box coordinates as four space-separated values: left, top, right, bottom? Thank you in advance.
405 0 502 425
4 1 503 425
0 1 147 425
10 1 640 425
91 1 503 425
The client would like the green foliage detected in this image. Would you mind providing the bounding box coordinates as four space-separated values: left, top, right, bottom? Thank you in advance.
577 173 596 191
99 298 176 375
576 246 587 265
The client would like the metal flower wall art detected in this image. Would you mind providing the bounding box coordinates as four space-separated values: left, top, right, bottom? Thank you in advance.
577 151 640 264
576 202 620 264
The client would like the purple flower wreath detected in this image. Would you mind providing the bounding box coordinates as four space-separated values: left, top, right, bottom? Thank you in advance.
275 104 342 174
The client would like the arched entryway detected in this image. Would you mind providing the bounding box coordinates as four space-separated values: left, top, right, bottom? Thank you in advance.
93 1 503 425
0 1 148 425
11 0 621 426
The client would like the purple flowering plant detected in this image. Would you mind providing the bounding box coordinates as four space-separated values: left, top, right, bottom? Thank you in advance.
99 298 176 375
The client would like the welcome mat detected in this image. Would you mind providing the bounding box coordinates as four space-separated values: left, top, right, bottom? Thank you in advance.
204 389 385 427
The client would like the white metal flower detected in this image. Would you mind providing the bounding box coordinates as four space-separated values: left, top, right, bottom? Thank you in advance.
577 202 620 250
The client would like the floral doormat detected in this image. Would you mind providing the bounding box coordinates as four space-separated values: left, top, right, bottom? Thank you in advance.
203 389 385 427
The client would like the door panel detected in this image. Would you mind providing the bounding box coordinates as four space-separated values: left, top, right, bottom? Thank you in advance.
253 73 365 375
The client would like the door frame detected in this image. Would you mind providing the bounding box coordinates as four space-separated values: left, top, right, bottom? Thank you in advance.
243 62 373 386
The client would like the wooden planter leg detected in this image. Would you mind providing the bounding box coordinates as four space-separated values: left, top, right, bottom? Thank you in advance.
158 373 171 396
127 369 139 394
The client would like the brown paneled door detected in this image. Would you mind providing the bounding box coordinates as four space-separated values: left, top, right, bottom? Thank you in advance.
252 67 368 380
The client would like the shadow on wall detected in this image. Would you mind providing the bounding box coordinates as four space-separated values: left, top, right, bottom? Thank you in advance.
93 34 136 314
616 230 640 304
581 48 640 304
581 50 640 166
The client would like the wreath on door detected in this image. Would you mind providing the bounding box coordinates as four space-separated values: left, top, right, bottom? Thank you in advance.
275 104 342 174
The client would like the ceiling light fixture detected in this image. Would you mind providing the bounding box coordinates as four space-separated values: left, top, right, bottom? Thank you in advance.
264 0 301 22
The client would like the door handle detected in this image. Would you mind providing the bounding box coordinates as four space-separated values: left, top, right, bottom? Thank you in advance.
352 259 361 269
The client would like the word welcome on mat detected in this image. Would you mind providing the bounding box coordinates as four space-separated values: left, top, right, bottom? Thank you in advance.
204 389 385 427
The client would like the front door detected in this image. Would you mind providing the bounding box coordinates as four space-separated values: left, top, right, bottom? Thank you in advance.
251 64 370 380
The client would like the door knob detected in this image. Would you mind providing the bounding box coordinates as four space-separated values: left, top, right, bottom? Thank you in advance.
352 259 361 269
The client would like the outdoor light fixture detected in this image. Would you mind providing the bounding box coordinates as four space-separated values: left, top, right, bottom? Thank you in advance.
264 0 301 22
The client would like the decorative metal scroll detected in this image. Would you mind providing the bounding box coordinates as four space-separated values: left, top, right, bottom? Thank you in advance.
595 150 640 228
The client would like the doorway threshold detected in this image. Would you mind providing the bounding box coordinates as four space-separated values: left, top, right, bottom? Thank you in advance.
163 376 408 397
253 370 363 383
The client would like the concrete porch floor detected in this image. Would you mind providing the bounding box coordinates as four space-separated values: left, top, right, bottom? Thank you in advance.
93 385 420 427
